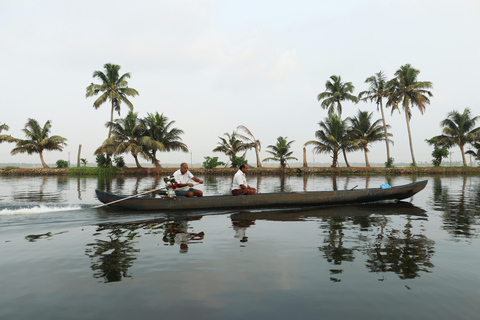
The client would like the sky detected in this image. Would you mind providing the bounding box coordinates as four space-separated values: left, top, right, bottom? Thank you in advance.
1 0 480 167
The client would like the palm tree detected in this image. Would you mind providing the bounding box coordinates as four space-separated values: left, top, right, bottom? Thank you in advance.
317 75 359 119
142 112 188 169
304 115 352 167
95 111 152 168
466 142 480 161
262 136 297 170
0 123 15 144
358 71 394 162
432 108 480 166
11 119 67 168
213 131 250 165
86 63 139 138
389 64 433 166
236 125 261 167
348 110 393 167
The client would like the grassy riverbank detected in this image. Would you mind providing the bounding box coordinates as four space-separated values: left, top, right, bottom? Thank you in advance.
1 166 480 176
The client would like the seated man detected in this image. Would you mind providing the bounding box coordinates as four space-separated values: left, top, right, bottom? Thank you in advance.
232 164 256 195
173 163 204 197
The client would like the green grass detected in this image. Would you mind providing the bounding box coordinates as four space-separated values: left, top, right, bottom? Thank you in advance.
68 167 119 176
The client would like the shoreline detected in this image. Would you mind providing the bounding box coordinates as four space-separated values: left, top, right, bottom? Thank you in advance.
1 166 480 176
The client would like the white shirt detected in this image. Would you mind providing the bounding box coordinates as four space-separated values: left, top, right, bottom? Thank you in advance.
232 169 247 190
173 169 195 184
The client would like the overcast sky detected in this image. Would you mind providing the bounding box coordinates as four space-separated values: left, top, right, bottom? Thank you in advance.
1 0 479 167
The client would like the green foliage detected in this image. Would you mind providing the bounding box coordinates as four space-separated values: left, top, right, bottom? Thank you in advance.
385 157 395 168
263 136 297 169
426 138 449 167
80 158 88 166
230 156 248 168
56 159 69 168
114 156 126 168
202 156 225 169
432 148 449 166
96 154 112 168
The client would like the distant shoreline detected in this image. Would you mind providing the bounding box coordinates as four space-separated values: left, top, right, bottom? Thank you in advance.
1 166 480 176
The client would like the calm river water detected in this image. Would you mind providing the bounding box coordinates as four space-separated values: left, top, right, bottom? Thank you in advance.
1 174 479 320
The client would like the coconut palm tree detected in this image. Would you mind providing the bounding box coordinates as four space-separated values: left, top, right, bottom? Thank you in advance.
388 64 433 166
236 125 261 167
262 136 297 170
95 111 152 168
142 112 188 169
432 108 480 166
348 110 393 167
466 142 480 161
0 123 15 144
317 75 359 119
304 115 352 167
86 63 139 138
11 119 67 168
213 131 251 165
358 71 394 162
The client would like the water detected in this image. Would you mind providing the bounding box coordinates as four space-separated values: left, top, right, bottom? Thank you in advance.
1 174 479 320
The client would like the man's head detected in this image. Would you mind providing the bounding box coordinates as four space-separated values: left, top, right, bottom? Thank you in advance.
239 164 248 172
180 162 188 174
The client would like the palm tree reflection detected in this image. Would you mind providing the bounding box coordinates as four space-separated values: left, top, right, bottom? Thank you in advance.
85 228 139 283
432 176 480 239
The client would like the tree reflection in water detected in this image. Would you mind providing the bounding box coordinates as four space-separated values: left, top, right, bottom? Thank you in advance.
85 227 139 283
85 216 205 282
432 176 480 239
365 215 435 280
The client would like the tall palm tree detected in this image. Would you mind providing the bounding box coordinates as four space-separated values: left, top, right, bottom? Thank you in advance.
304 115 352 167
86 63 139 138
348 110 393 167
236 125 261 167
142 112 188 169
0 123 15 143
262 136 297 170
11 119 67 168
213 131 250 165
389 64 433 166
95 111 152 168
432 108 480 166
358 71 394 162
317 75 359 119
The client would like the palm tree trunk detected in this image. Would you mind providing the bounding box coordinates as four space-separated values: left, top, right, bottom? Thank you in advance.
151 151 162 169
332 148 338 167
133 155 142 168
460 144 467 166
108 101 115 138
255 145 262 167
39 151 49 168
364 148 370 167
342 149 350 167
379 101 391 160
405 110 417 166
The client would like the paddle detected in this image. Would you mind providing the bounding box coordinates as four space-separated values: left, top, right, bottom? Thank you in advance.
92 187 165 209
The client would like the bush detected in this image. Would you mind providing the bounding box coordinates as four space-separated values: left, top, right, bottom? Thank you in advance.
114 156 126 168
230 156 248 168
96 154 112 168
56 160 69 168
203 156 225 169
385 157 395 168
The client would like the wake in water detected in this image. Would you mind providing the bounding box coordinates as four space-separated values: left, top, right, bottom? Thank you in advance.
0 205 83 215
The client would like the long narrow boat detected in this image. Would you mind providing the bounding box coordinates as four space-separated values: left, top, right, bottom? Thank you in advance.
95 180 428 211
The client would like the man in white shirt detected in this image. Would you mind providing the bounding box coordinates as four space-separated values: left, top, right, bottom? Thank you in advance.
231 164 256 195
172 163 204 197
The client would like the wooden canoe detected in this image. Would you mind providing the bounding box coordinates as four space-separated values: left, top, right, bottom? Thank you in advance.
95 180 427 211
